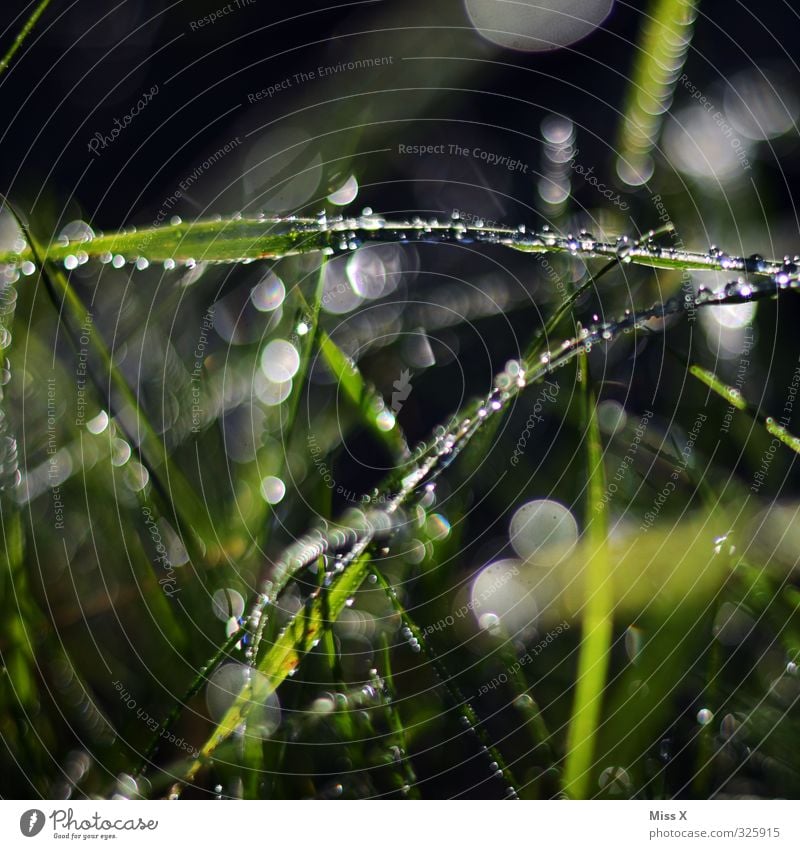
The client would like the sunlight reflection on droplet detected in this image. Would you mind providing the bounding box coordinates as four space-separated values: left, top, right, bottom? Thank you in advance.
110 438 132 467
376 409 396 431
664 105 751 183
598 766 632 794
251 272 285 312
260 339 300 382
509 499 578 566
597 400 627 436
124 460 149 492
470 558 538 636
465 0 614 52
697 708 714 726
327 174 358 206
426 513 451 540
86 410 109 434
260 475 286 504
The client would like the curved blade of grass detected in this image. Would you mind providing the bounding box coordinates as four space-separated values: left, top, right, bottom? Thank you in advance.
0 0 52 77
180 548 373 786
318 329 409 459
563 347 612 799
0 215 789 280
13 206 216 561
690 364 800 454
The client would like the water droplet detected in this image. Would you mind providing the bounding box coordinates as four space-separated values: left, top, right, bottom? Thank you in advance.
328 175 358 206
697 707 714 726
261 339 300 382
251 272 285 312
260 475 286 505
509 499 578 565
212 588 245 621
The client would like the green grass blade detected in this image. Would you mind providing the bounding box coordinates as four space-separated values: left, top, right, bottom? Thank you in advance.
617 0 700 182
15 209 216 560
0 215 788 279
690 363 800 454
180 549 373 785
0 0 52 77
318 329 409 459
563 347 613 799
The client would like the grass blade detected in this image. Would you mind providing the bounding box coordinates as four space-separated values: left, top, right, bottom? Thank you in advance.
0 0 52 77
563 346 613 798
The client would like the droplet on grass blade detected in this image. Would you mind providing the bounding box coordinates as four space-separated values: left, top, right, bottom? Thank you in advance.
327 174 358 206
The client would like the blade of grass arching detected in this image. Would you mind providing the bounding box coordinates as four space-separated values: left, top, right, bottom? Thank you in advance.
690 364 800 455
290 276 409 460
19 215 216 560
616 0 699 182
0 0 52 76
134 628 243 779
563 348 613 799
0 216 787 280
318 329 409 459
179 549 374 786
372 570 521 798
